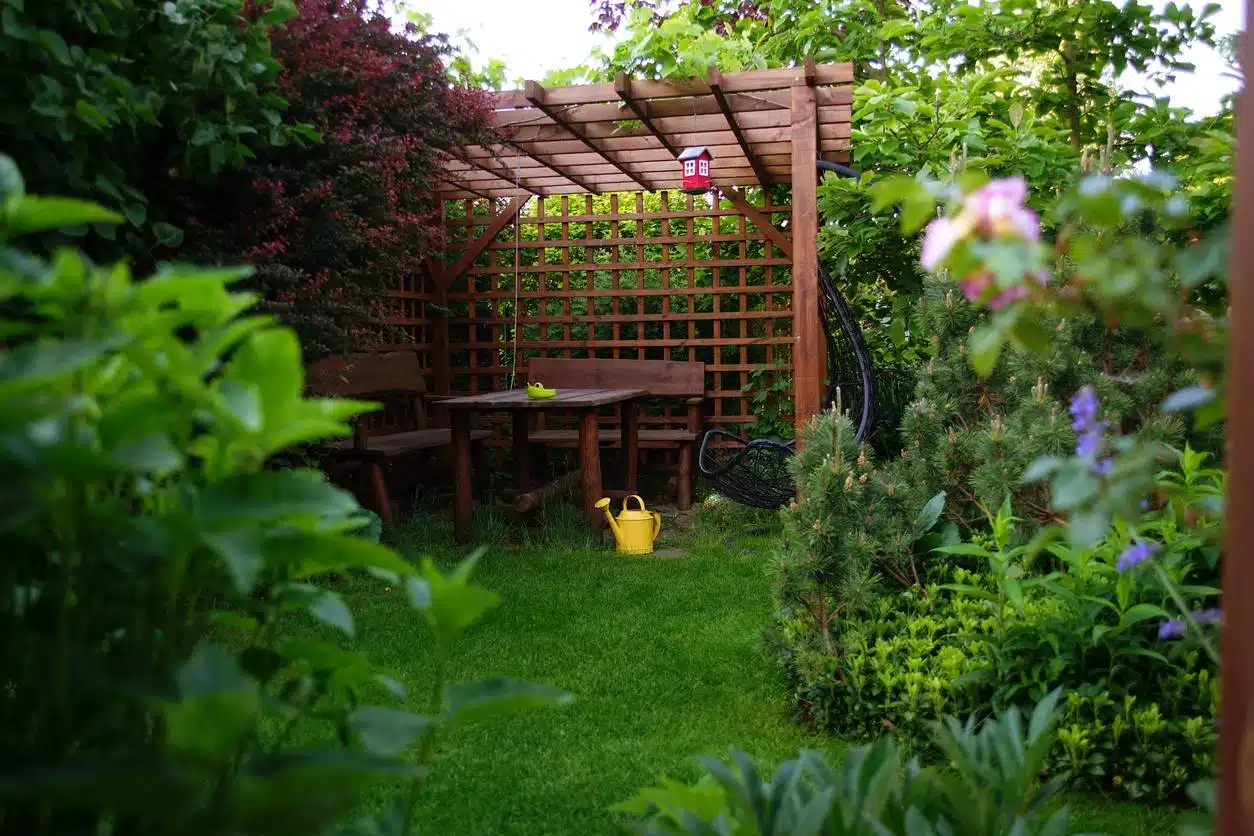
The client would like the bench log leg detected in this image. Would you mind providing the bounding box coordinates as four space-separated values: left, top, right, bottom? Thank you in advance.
513 411 532 492
579 409 603 529
452 411 474 544
621 398 639 495
366 461 392 524
677 445 694 511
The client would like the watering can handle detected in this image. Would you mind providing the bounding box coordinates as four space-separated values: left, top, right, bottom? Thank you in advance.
625 495 647 511
651 512 662 542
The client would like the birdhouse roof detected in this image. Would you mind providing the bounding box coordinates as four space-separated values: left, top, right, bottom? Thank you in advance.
677 146 711 161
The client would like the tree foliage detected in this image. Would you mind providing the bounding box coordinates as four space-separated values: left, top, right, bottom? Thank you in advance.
0 0 305 262
187 0 493 359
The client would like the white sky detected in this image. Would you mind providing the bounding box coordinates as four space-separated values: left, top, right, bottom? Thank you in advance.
415 0 1245 116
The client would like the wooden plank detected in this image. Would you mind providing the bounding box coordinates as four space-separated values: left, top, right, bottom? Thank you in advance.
464 256 792 276
790 81 821 437
444 205 791 225
443 388 648 409
709 66 772 187
439 196 528 289
524 80 653 191
616 73 682 157
720 188 793 257
487 66 850 108
1220 3 1253 830
528 358 705 395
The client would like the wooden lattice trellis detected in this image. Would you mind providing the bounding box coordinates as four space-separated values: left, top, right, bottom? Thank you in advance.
440 190 792 438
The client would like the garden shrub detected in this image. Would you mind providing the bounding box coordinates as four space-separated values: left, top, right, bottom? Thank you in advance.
0 0 302 263
771 453 1220 799
189 0 493 359
621 692 1092 835
0 161 566 834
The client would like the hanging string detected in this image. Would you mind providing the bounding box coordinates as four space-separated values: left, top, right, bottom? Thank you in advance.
507 148 523 391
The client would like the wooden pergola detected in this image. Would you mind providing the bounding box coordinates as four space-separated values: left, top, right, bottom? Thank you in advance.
431 59 854 434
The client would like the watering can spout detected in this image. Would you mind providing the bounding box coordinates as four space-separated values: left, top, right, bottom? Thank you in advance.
594 497 620 539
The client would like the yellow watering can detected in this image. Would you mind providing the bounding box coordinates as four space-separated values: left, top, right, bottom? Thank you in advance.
595 495 661 555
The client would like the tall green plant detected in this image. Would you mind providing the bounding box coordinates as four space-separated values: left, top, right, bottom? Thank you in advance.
0 159 567 836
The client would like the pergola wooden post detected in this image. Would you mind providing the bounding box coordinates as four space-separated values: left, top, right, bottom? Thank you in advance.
1220 11 1251 834
790 59 821 436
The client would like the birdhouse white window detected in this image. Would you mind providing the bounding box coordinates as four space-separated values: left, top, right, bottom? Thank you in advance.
698 159 709 176
684 160 696 176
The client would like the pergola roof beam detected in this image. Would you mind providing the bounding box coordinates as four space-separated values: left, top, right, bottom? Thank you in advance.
523 80 654 191
708 66 772 188
615 73 687 158
447 152 543 196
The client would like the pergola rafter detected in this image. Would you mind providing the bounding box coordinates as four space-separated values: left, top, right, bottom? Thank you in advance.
523 81 655 191
438 61 852 200
708 67 773 188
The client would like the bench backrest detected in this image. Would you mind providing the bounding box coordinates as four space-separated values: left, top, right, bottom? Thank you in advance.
307 351 426 397
527 358 705 397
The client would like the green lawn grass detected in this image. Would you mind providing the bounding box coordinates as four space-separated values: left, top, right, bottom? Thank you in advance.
295 504 1180 834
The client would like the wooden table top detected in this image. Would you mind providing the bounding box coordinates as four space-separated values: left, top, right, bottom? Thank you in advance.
442 388 648 410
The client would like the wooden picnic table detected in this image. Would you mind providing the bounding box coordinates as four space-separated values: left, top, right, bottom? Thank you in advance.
442 388 647 544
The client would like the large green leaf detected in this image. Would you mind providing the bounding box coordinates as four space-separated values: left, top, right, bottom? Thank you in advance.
444 677 571 724
163 644 260 765
5 195 121 234
197 469 359 527
225 751 416 835
349 707 435 756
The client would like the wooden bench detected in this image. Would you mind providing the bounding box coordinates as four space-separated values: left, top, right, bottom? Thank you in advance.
524 358 705 509
307 351 490 522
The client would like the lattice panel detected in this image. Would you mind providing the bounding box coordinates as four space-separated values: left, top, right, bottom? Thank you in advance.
436 191 793 436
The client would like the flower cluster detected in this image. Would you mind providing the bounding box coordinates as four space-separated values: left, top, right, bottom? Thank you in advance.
920 177 1047 309
1068 386 1112 474
1115 539 1158 571
1159 608 1223 640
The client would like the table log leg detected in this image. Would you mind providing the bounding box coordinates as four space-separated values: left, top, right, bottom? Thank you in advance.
622 398 639 495
451 410 473 544
513 411 532 492
579 409 603 528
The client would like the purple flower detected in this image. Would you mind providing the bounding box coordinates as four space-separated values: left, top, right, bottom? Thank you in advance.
1069 386 1107 459
1116 540 1159 571
1140 499 1151 511
1195 607 1223 625
1092 457 1113 476
1158 619 1187 640
1069 386 1099 431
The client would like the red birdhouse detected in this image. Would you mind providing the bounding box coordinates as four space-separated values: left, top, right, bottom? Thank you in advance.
678 147 712 194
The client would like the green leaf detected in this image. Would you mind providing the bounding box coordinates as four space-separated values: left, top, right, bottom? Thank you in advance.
111 434 182 474
914 491 946 533
1021 456 1062 484
152 222 184 248
349 707 435 756
204 530 264 592
1051 466 1099 511
163 644 260 765
445 677 572 725
968 322 1006 377
1162 385 1214 413
5 196 121 234
198 469 359 527
282 584 354 636
262 0 299 24
0 339 117 388
226 751 416 835
1002 577 1024 611
1119 603 1169 629
0 154 25 202
1067 510 1109 547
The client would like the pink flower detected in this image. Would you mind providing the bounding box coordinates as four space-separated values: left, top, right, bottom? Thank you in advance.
988 286 1029 309
958 271 993 302
968 177 1040 241
921 215 970 270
